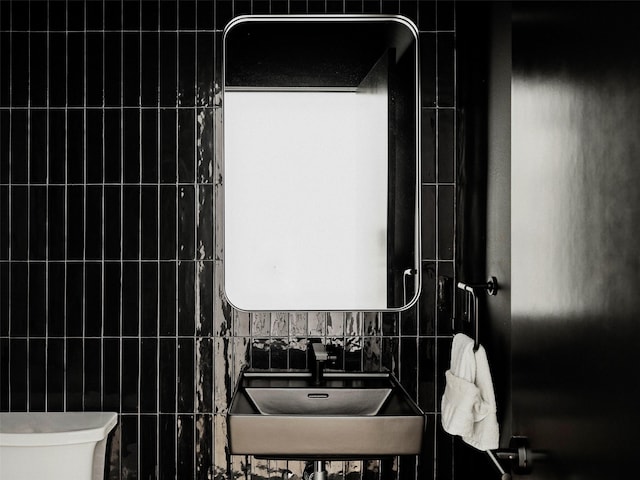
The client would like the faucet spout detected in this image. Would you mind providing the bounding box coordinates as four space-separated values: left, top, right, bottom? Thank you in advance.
309 343 337 385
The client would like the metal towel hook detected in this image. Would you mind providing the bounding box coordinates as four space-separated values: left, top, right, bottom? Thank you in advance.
456 276 499 350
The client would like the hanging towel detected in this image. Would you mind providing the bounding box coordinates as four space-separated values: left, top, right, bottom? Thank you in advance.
441 333 499 451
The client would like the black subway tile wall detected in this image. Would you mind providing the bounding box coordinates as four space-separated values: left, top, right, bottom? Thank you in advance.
0 1 456 479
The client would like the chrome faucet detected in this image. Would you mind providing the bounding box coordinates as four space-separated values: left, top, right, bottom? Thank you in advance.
309 343 337 385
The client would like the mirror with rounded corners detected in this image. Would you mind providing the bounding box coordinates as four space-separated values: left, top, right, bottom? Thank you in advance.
223 15 421 312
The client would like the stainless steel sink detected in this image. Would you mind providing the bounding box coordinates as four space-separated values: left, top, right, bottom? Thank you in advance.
228 370 425 458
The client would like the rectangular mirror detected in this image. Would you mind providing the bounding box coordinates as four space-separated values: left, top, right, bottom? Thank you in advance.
223 15 421 312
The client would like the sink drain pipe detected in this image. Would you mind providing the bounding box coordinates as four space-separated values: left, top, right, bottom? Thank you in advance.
312 461 327 480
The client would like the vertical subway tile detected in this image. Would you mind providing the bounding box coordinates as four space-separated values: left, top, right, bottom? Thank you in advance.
382 0 400 14
421 185 437 259
197 109 214 183
178 338 195 412
214 337 231 414
345 0 362 14
382 337 399 376
435 418 454 480
123 110 140 184
10 339 27 411
85 263 103 337
197 33 215 107
139 415 158 480
48 263 65 337
122 1 139 29
142 110 159 183
11 34 28 107
84 338 102 410
30 110 47 182
141 0 159 30
103 338 121 412
66 185 85 260
197 185 214 259
86 110 104 183
66 262 84 337
437 262 455 336
401 303 418 336
422 108 437 183
400 0 418 24
437 32 456 107
0 264 7 335
400 337 418 400
160 110 177 183
421 33 437 107
49 34 67 107
363 312 380 335
104 33 121 107
10 263 27 335
235 0 253 15
197 261 214 336
159 261 177 335
234 310 251 337
123 32 141 107
289 312 307 337
178 261 195 335
251 338 270 370
141 185 159 259
437 337 453 410
28 262 46 337
10 110 27 183
196 0 214 29
178 185 195 260
419 262 437 336
289 338 307 370
160 185 177 259
363 337 381 372
270 338 288 369
178 33 196 107
121 262 140 336
0 112 8 181
121 338 140 412
345 312 361 336
67 33 84 107
48 186 65 260
86 0 103 30
160 33 178 107
28 338 46 411
159 0 177 30
29 186 47 260
215 0 233 30
120 415 139 479
10 187 27 260
159 338 177 413
66 338 84 410
103 262 121 337
178 415 195 479
29 34 47 106
178 109 195 182
196 338 213 413
141 32 159 107
122 185 140 260
178 0 196 30
438 185 455 260
327 312 343 336
326 1 343 14
196 414 214 480
47 338 65 411
308 312 327 336
140 338 158 413
271 312 288 337
438 109 455 183
344 337 362 371
0 35 8 108
86 185 103 260
104 110 122 182
382 312 398 336
103 186 121 260
232 337 250 387
67 0 85 30
418 338 436 412
86 33 104 107
159 415 177 479
141 262 159 336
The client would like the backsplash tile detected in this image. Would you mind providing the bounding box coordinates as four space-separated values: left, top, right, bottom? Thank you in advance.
0 1 456 479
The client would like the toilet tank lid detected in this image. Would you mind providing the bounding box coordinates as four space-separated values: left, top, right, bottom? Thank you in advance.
0 412 117 446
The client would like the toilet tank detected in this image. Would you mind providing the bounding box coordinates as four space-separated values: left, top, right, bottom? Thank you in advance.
0 412 117 480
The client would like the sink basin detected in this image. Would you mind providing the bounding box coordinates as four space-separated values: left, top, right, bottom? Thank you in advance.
228 370 425 458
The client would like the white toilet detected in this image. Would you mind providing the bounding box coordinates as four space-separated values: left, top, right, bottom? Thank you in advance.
0 412 117 480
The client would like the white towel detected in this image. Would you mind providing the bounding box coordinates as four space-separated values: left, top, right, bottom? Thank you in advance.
441 333 499 451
